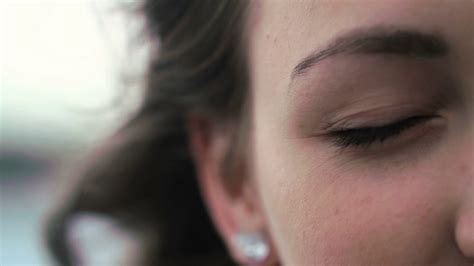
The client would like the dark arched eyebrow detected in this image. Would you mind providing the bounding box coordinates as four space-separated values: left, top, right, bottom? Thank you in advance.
291 27 449 79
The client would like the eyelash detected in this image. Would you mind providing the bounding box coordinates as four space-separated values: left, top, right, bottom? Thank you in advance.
328 115 435 148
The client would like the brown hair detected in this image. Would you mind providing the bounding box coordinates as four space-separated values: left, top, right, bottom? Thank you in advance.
46 0 250 265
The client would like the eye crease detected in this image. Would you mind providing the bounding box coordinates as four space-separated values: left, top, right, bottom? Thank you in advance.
328 115 437 148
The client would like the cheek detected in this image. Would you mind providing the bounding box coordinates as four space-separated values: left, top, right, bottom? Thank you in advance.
251 132 455 265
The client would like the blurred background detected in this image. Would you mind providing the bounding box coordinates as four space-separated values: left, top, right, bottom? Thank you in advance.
1 1 147 264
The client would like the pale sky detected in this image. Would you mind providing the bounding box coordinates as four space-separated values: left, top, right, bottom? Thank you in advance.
1 1 147 265
1 0 146 154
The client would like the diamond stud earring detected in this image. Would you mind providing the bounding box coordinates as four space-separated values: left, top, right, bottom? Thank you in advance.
233 232 270 264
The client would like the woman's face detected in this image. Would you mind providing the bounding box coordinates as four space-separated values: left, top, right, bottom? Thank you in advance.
247 0 473 265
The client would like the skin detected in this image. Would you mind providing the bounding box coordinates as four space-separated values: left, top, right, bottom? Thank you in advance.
191 0 473 265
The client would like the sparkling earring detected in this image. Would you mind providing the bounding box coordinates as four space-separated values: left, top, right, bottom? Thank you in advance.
233 232 270 264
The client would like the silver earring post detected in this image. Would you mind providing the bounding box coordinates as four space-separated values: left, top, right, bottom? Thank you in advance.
233 232 270 264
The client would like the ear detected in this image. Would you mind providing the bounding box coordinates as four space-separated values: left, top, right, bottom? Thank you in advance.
187 115 276 265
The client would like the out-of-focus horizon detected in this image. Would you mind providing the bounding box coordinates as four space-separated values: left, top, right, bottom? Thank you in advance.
1 1 147 264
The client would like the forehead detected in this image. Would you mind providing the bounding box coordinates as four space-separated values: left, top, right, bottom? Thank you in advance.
247 0 473 92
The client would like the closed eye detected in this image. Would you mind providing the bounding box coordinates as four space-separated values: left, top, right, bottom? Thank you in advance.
328 115 436 148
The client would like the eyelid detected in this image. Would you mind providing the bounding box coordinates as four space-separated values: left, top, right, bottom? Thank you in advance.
327 114 439 148
322 100 447 132
330 114 435 132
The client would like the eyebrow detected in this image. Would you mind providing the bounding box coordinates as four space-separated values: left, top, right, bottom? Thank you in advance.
291 27 449 79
